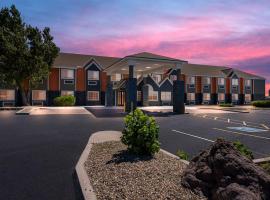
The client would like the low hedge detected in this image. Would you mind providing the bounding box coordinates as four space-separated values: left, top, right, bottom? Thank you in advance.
252 100 270 108
219 103 234 107
53 95 76 106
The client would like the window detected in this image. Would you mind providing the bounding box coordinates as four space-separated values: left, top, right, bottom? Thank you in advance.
203 85 209 89
148 85 158 101
219 85 225 89
137 91 142 101
187 93 195 101
61 69 74 79
111 74 121 82
88 91 99 101
203 93 210 101
203 77 211 85
170 75 177 81
218 78 225 85
0 90 15 100
61 90 74 96
245 79 251 87
88 81 97 86
32 90 46 101
232 78 239 86
245 94 251 102
187 76 195 84
161 92 171 101
152 74 162 83
232 93 239 101
218 93 225 101
88 70 99 80
64 80 74 84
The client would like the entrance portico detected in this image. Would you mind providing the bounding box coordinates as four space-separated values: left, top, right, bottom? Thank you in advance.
104 52 187 113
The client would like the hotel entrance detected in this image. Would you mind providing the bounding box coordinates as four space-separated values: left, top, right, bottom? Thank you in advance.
117 90 125 106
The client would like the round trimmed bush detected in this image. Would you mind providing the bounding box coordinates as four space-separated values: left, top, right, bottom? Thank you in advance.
121 109 160 155
53 95 76 106
252 100 270 108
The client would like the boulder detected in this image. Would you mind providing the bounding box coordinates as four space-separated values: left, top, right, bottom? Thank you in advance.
182 139 270 200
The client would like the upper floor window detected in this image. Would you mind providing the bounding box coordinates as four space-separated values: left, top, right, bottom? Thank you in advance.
245 79 251 87
152 74 162 83
203 77 211 85
187 76 195 84
232 78 239 86
170 75 177 82
88 70 99 80
61 69 74 79
111 74 121 82
218 78 225 85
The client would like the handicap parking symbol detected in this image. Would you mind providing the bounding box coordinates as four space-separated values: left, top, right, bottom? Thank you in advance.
227 127 268 133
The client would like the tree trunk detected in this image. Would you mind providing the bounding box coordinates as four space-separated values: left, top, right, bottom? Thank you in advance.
18 82 30 106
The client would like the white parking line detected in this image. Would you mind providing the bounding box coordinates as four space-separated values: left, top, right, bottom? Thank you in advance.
261 124 270 130
243 121 247 126
213 128 270 140
214 117 218 120
172 129 214 143
228 118 230 123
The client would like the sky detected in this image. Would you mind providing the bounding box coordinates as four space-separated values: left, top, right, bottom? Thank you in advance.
1 0 270 95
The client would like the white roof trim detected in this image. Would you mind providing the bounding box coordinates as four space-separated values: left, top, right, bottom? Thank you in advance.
84 58 103 70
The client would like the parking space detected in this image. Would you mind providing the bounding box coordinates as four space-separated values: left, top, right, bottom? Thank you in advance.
157 109 270 159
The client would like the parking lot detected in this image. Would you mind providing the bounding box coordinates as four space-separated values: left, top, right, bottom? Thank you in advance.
0 106 269 200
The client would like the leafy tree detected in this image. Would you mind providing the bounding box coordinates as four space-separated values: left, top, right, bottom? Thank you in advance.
0 5 59 105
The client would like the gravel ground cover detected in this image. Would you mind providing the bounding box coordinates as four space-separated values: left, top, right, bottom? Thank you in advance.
85 141 205 200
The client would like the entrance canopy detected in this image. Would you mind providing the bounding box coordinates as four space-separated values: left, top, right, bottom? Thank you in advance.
104 52 187 75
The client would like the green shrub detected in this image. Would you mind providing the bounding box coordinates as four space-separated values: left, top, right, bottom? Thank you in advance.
53 95 76 106
176 150 189 160
219 103 234 107
121 109 160 155
252 100 270 108
233 141 254 159
259 162 270 174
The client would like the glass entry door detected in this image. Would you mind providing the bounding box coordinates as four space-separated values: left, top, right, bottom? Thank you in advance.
117 91 125 106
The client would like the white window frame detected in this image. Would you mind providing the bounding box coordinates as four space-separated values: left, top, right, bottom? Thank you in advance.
87 91 99 101
187 93 195 101
32 90 46 101
61 69 74 79
61 90 74 96
187 76 195 84
203 77 211 85
152 74 162 83
218 78 225 85
218 93 225 101
161 91 171 101
64 80 74 84
88 70 100 81
203 93 211 101
245 79 251 87
0 89 15 101
232 78 239 86
148 85 158 101
232 93 239 101
111 74 121 82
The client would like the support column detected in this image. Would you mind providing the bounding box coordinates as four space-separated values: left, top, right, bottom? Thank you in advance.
105 75 114 106
173 68 185 114
125 64 137 112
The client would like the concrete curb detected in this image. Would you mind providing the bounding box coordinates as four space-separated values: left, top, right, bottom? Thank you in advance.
75 131 189 200
253 156 270 164
0 107 22 111
15 106 36 115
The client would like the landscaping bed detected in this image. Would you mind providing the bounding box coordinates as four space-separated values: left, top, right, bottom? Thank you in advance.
84 141 205 200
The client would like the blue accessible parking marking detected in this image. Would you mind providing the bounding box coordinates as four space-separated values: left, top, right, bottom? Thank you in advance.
227 127 268 133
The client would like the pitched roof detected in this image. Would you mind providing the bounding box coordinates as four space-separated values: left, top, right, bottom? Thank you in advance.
232 69 265 80
53 52 120 69
126 52 187 62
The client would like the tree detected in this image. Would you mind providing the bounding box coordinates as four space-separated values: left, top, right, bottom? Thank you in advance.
0 5 59 105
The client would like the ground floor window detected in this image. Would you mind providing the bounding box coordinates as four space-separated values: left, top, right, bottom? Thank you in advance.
0 89 15 100
161 91 171 101
218 93 225 101
61 90 74 96
245 94 251 102
187 93 195 101
137 91 142 101
148 85 158 101
232 93 239 101
32 90 46 101
203 93 210 101
88 91 99 101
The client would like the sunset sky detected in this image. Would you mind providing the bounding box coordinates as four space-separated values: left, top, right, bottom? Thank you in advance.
1 0 270 95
